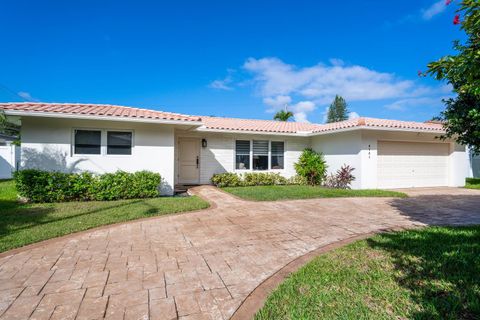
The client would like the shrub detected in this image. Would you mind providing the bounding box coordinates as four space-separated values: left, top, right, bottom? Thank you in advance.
211 172 287 187
242 172 287 186
211 172 242 187
324 165 356 189
294 148 327 185
466 177 480 185
14 169 161 203
287 175 308 185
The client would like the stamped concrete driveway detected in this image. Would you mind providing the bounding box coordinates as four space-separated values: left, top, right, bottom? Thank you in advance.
0 186 479 320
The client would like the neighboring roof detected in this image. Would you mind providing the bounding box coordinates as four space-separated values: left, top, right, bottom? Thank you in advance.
0 102 202 123
0 102 445 135
200 116 321 133
312 117 444 134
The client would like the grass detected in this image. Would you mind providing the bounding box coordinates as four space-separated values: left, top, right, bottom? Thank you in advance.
256 226 480 320
465 177 480 189
0 180 209 252
466 183 480 189
223 185 407 201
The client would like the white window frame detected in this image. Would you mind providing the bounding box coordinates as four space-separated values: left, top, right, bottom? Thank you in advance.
106 129 134 157
71 128 134 157
270 140 285 170
234 139 285 172
72 128 103 157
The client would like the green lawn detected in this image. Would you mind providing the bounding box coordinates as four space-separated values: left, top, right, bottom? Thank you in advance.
256 226 480 320
466 183 480 189
465 178 480 189
0 180 209 252
223 185 407 201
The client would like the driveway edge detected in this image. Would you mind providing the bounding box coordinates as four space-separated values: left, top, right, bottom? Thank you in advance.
230 227 410 320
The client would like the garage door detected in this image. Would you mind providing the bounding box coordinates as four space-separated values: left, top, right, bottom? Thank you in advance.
377 141 449 188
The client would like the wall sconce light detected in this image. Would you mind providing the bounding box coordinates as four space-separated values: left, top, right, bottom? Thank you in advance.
202 138 207 148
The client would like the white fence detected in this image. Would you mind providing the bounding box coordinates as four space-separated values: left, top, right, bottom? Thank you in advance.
0 144 19 179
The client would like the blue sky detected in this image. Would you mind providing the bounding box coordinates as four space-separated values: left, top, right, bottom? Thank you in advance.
0 0 463 123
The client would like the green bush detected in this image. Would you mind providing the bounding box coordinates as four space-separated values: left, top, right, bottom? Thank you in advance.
211 172 288 187
466 177 480 185
243 172 287 186
287 175 308 185
14 169 161 203
211 172 242 187
294 148 327 185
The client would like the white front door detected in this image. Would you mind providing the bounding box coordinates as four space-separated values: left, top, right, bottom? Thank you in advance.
178 138 200 184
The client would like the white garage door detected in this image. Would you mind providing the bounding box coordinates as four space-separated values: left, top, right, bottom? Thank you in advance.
377 141 449 188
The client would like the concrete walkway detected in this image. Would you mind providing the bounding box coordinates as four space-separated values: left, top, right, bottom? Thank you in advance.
0 186 479 320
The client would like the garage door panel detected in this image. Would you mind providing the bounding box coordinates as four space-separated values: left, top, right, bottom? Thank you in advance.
377 141 449 188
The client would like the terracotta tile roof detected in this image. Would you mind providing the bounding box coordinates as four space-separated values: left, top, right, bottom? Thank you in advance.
200 116 321 133
0 102 202 122
0 102 445 134
312 117 445 133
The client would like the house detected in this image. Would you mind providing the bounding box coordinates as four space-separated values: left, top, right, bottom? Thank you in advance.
0 102 471 194
0 133 20 179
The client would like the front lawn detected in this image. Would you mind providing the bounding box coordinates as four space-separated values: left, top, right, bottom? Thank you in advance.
0 180 209 252
465 178 480 189
256 226 480 320
223 185 407 201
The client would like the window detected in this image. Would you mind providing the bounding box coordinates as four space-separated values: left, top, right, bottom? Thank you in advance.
235 140 250 169
271 141 284 169
107 131 132 155
253 140 268 170
74 130 101 155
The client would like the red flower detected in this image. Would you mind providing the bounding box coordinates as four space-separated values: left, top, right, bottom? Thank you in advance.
445 0 452 5
453 14 460 25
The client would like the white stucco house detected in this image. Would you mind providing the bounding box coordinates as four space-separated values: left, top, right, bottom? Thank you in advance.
0 102 472 195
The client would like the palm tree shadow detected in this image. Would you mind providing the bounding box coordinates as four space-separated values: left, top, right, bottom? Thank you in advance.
367 226 480 319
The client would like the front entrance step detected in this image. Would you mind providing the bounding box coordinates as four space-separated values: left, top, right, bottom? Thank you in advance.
174 184 200 196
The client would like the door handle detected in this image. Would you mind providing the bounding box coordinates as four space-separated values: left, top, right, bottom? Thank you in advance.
196 156 199 168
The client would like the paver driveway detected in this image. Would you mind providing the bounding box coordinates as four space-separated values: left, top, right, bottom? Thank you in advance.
0 186 479 320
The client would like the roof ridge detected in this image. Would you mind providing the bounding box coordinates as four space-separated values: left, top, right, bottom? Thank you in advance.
0 102 198 118
200 115 320 126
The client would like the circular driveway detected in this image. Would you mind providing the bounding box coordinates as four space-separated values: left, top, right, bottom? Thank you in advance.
0 186 479 320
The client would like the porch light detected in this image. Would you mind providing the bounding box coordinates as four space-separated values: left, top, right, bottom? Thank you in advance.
202 138 207 148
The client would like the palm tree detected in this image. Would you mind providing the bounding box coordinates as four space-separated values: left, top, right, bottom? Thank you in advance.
273 109 294 121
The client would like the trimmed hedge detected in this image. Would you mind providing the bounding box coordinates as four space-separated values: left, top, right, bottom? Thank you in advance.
466 177 480 185
14 169 161 203
211 172 305 188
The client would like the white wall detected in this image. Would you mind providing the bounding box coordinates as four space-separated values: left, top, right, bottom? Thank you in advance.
311 131 362 189
175 130 310 184
21 117 176 195
0 143 19 179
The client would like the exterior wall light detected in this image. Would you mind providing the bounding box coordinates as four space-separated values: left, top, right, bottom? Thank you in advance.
202 138 207 148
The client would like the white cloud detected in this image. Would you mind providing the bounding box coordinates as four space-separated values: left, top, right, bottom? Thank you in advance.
290 101 315 123
384 96 450 111
263 95 292 112
209 69 236 91
422 0 448 20
209 78 233 90
17 91 37 102
243 57 445 121
348 111 360 119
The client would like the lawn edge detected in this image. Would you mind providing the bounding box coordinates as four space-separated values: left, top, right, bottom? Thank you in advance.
221 187 408 202
230 225 419 320
0 196 213 258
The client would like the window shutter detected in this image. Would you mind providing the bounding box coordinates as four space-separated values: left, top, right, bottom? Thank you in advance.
253 140 268 155
236 140 250 154
271 141 284 154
